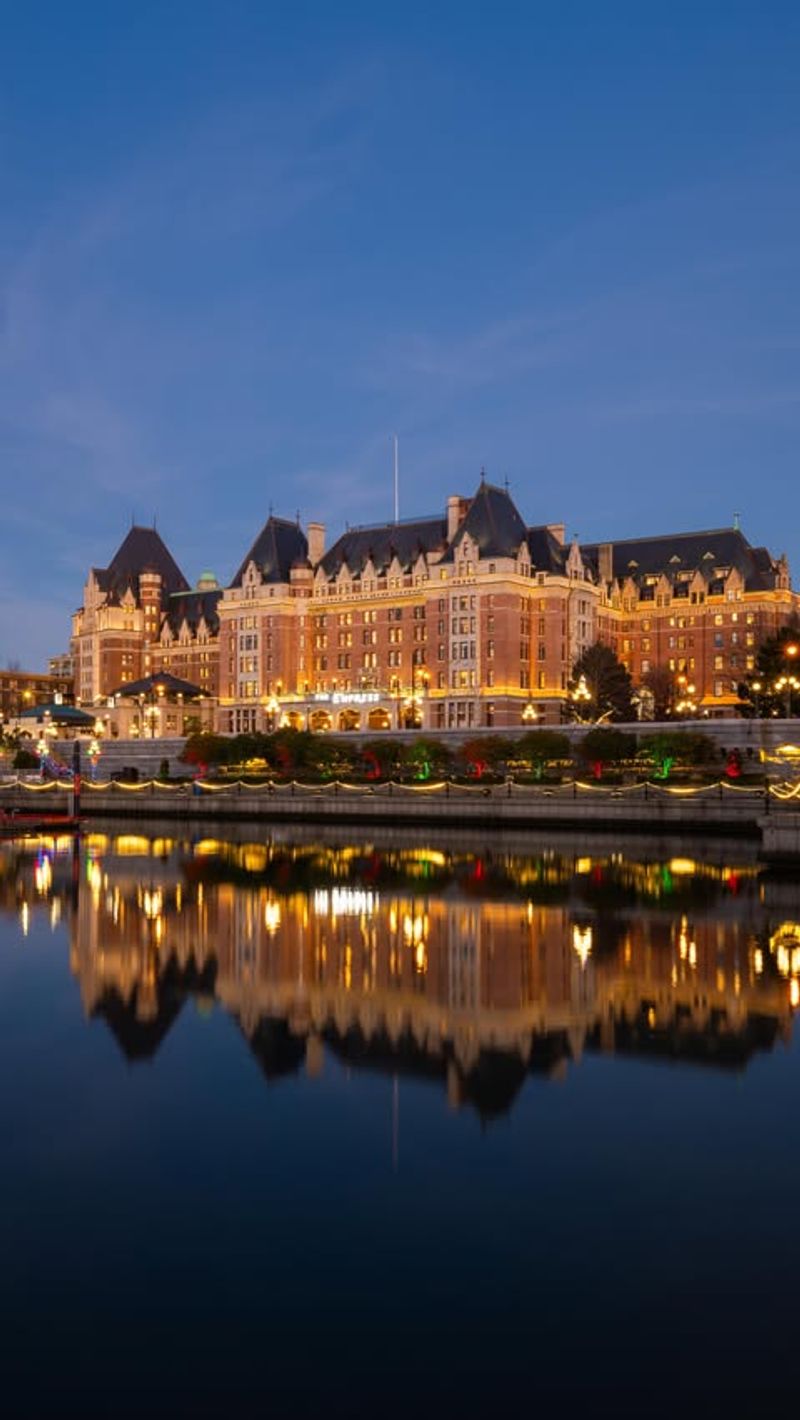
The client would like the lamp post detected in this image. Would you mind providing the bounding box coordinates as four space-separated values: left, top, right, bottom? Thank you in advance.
776 674 800 719
675 674 697 718
265 695 280 731
571 674 592 724
522 702 539 726
412 668 429 730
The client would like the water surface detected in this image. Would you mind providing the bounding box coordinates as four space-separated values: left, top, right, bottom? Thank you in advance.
1 824 798 1416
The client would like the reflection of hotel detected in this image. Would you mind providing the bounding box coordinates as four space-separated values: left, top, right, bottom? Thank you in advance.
5 836 787 1118
69 481 799 730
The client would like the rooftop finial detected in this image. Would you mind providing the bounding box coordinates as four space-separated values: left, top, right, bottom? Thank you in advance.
733 510 741 531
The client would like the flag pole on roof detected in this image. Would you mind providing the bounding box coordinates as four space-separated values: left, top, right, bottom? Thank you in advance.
393 433 399 525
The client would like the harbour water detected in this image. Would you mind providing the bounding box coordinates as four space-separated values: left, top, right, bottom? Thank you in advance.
1 823 799 1416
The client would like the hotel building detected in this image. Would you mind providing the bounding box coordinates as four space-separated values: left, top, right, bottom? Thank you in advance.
71 525 222 720
216 479 798 731
70 480 798 730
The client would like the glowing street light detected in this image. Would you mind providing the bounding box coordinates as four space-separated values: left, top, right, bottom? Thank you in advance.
675 673 697 717
776 674 800 719
571 674 592 723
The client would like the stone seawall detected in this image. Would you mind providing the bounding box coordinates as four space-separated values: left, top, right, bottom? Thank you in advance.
0 778 773 832
4 779 800 857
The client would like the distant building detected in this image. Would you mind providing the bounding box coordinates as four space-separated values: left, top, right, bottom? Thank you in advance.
48 652 73 679
0 668 74 724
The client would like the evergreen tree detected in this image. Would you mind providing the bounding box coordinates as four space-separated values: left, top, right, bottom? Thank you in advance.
567 642 635 723
737 623 800 717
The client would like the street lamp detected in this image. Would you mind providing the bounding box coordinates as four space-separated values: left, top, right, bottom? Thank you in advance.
675 674 697 718
750 679 763 716
522 702 539 725
775 674 800 719
265 695 280 731
412 668 429 730
571 674 592 723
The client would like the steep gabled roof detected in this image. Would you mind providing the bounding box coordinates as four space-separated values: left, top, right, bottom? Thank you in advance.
582 528 779 592
230 515 308 588
165 588 222 636
526 526 569 574
320 516 447 579
104 526 190 598
443 481 527 561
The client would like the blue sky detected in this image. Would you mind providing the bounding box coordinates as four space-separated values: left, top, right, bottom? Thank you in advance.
2 0 799 668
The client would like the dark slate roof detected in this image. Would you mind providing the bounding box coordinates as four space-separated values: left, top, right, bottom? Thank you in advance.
526 526 568 574
230 516 308 588
581 528 779 592
320 516 447 579
165 588 222 636
98 526 190 602
107 671 205 699
443 481 528 561
19 703 94 725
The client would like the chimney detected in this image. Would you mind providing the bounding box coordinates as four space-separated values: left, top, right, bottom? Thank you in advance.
547 523 565 545
447 495 467 542
598 543 613 584
307 522 325 566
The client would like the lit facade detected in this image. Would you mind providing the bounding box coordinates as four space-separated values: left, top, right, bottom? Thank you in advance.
71 485 799 734
216 480 799 731
0 668 74 723
71 525 221 718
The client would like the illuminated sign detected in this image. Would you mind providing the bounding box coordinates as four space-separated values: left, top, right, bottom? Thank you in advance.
312 692 381 705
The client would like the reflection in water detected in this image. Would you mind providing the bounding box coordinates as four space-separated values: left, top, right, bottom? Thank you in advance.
2 829 799 1119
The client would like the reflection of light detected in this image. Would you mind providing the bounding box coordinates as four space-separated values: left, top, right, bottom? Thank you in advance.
647 1007 656 1028
414 941 427 973
402 849 447 868
313 888 377 917
194 839 223 856
114 836 151 856
20 902 30 937
89 861 102 896
576 858 592 874
142 889 163 920
754 948 764 975
264 899 281 934
572 924 593 967
770 923 800 981
678 917 696 967
669 858 697 876
83 834 109 853
791 980 800 1008
403 913 427 945
34 854 52 896
50 899 61 929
